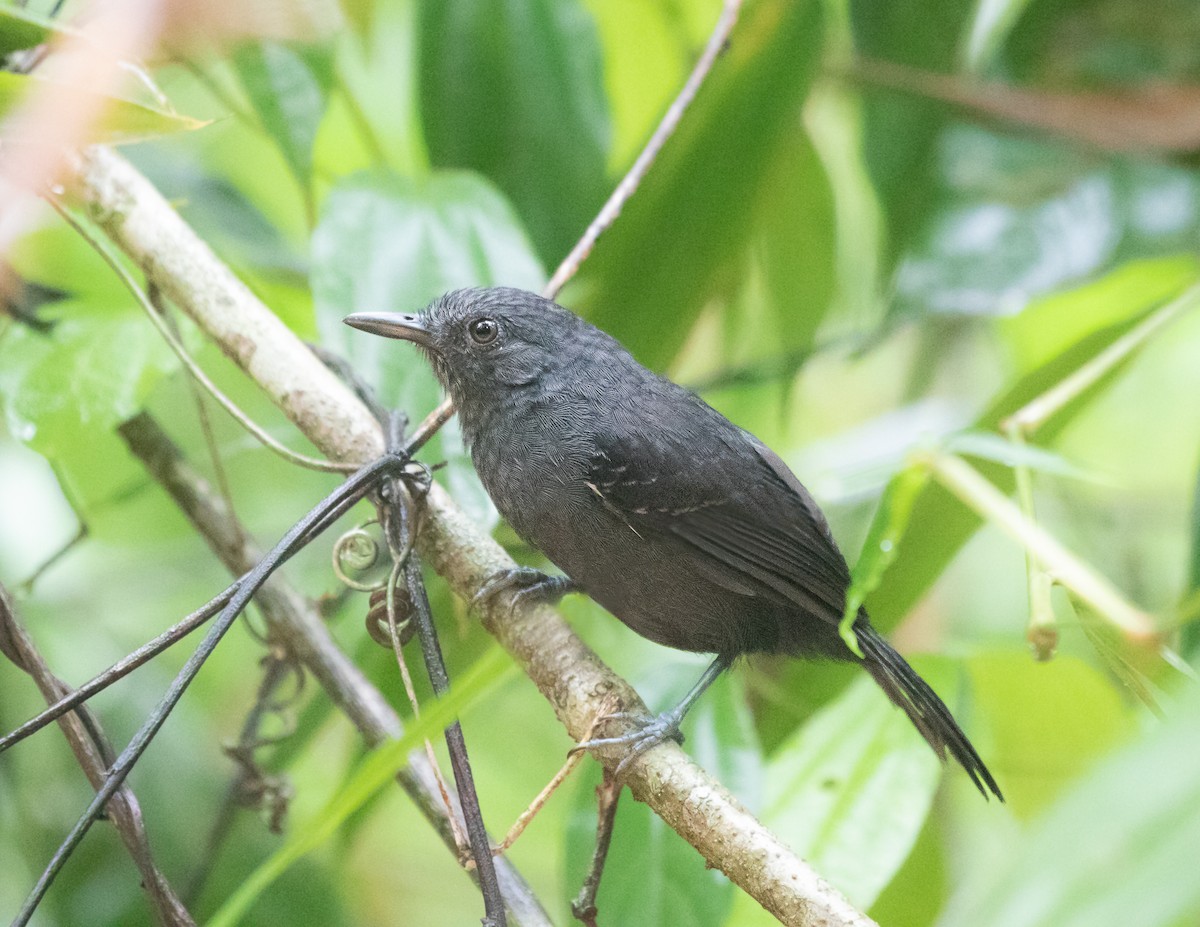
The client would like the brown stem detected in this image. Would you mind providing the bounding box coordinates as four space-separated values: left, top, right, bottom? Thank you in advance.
571 770 622 926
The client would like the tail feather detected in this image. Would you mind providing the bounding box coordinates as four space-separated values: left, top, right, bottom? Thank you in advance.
857 626 1003 802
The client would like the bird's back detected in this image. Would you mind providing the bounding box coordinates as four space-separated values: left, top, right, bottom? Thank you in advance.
465 355 857 659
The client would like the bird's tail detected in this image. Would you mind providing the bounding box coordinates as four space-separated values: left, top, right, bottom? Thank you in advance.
856 624 1003 801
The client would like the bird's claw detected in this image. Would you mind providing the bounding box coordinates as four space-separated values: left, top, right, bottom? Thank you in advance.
472 567 575 614
570 710 686 776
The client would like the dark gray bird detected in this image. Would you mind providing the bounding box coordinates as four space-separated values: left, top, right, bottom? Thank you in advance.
345 287 1002 799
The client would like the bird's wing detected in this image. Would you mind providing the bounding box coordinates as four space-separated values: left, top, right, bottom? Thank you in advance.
587 422 852 625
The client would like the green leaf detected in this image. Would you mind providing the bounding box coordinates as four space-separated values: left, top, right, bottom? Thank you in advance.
312 169 544 385
757 127 837 364
0 305 180 459
967 653 1132 817
1000 256 1199 375
0 72 207 142
944 430 1091 481
961 0 1036 71
576 0 824 370
840 465 931 654
207 645 515 927
233 41 335 189
417 0 611 261
311 168 542 527
866 259 1200 630
938 693 1200 927
0 4 56 58
731 670 945 920
893 127 1200 321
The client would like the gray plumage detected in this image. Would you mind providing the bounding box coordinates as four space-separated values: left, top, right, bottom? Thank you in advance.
345 287 1002 799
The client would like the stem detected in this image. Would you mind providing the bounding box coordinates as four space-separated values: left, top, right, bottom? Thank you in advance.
924 452 1157 641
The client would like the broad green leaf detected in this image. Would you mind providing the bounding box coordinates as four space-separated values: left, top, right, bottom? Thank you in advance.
233 41 335 189
207 644 514 927
311 168 542 527
0 4 57 58
0 305 179 459
576 0 824 370
853 0 974 259
893 127 1200 321
944 430 1091 480
564 670 758 927
0 72 207 142
840 465 931 653
312 169 544 389
1001 256 1198 374
968 653 1132 817
417 0 610 261
757 127 837 365
866 259 1200 630
731 669 945 920
938 694 1200 927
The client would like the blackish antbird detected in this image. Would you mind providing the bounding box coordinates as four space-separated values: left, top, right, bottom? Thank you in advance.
346 288 1002 799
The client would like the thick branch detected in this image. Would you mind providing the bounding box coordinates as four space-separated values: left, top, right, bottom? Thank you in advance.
73 146 874 927
116 412 551 927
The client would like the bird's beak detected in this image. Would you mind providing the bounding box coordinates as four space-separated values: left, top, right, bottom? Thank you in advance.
343 311 433 348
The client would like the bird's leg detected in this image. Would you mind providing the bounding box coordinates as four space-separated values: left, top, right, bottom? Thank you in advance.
473 566 577 613
573 653 734 775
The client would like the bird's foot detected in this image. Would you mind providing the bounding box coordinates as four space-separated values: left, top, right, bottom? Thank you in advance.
570 709 686 776
473 567 576 614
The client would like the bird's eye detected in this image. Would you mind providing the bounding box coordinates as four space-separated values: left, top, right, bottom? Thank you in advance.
468 317 498 345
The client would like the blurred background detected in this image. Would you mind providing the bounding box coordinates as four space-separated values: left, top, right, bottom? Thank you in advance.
1 0 1199 924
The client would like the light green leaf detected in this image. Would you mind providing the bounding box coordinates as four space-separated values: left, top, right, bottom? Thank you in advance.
961 0 1036 71
731 670 944 920
311 168 542 528
944 430 1092 480
207 645 514 927
417 0 611 261
0 72 207 142
0 4 57 58
233 41 335 188
967 652 1133 817
577 0 824 370
1001 256 1199 375
840 465 931 654
939 693 1200 927
0 305 179 459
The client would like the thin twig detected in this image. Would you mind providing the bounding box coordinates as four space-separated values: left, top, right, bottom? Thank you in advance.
17 522 88 593
377 455 507 927
0 584 195 927
184 655 298 904
571 770 622 927
12 457 398 926
0 587 233 754
117 413 550 925
493 700 613 856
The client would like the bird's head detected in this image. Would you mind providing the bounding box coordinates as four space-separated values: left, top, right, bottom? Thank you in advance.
344 287 606 412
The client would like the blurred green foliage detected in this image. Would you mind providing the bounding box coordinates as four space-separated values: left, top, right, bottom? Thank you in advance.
2 0 1200 925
